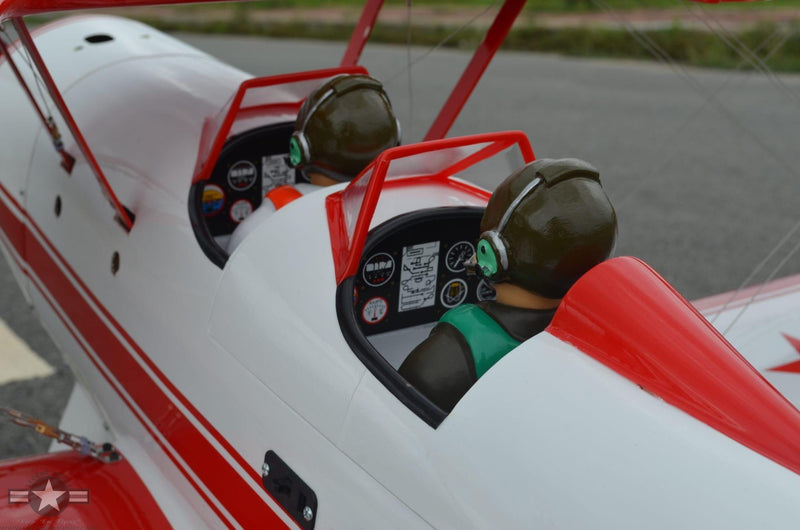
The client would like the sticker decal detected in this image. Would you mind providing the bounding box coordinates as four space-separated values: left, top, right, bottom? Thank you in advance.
262 154 295 193
441 279 468 308
202 184 225 217
229 199 253 223
362 297 389 324
362 252 395 287
228 160 257 191
399 241 440 312
446 241 475 273
476 279 497 302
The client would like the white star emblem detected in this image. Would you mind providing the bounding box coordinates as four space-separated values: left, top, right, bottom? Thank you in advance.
32 479 66 512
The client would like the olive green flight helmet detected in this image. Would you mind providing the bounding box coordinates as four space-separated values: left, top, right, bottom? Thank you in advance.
289 74 401 182
475 158 618 299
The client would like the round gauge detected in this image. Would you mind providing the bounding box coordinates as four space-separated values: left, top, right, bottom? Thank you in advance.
228 160 257 191
476 279 497 302
445 241 475 273
362 253 395 287
441 279 468 308
362 297 389 324
229 199 253 223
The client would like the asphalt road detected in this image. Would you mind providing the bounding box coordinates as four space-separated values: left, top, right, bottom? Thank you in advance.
3 33 800 459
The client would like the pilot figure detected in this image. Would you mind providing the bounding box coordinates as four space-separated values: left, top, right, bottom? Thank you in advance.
228 73 401 250
399 158 618 412
286 73 401 187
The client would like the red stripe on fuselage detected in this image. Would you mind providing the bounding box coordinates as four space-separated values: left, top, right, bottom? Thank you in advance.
3 184 262 486
23 268 235 529
0 184 288 529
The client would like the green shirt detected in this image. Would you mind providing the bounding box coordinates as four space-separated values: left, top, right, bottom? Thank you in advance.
440 304 521 378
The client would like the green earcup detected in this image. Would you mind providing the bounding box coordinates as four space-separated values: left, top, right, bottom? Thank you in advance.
289 136 303 167
476 238 498 278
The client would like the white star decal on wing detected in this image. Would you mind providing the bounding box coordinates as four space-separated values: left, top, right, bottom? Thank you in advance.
32 479 66 512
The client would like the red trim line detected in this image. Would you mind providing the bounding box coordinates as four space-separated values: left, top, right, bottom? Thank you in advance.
0 185 289 528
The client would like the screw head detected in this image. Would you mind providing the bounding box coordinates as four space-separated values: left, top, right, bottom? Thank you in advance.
303 506 313 522
261 462 270 476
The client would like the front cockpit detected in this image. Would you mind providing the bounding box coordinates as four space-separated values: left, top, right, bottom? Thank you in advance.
189 67 370 266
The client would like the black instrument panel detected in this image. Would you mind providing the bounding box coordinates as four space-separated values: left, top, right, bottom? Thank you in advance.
353 207 496 336
200 122 300 237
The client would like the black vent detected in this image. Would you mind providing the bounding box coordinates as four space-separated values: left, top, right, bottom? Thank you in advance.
85 34 113 44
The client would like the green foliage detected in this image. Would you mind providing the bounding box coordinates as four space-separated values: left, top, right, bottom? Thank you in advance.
196 0 800 14
130 1 800 72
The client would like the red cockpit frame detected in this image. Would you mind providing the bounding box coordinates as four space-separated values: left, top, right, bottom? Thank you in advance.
326 130 535 284
191 66 368 184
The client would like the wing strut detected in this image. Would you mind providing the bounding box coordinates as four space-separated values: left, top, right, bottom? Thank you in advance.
424 0 526 141
9 18 134 232
0 33 74 173
341 0 385 67
340 0 527 142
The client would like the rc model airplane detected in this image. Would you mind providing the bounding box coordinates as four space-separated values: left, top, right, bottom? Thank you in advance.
1 0 800 528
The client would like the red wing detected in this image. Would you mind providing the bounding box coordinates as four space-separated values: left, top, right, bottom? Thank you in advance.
0 0 239 21
0 451 170 528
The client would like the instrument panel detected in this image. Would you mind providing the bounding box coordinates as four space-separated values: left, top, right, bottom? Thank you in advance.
200 122 300 237
353 207 496 336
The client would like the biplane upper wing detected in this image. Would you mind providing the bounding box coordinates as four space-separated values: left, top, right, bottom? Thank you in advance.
0 0 240 22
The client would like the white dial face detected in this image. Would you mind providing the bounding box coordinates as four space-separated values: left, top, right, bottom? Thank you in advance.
229 199 253 223
362 297 389 324
445 241 475 273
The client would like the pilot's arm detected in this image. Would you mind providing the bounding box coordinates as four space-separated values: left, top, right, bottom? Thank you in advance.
399 323 476 412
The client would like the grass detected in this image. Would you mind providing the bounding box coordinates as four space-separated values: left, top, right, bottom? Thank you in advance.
200 0 800 14
131 10 800 72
